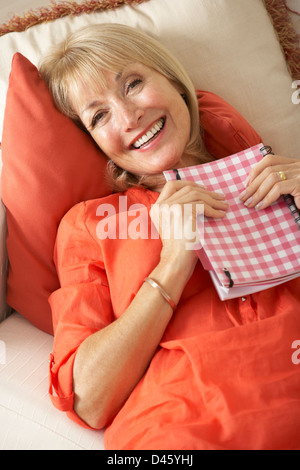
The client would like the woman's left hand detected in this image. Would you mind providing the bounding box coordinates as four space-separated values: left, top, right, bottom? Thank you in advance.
239 154 300 210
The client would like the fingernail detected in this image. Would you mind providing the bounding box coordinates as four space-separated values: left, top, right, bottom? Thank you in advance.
255 201 264 210
244 197 253 207
245 175 252 187
239 190 247 200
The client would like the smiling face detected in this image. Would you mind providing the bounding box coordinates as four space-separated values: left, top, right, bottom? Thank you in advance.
70 63 192 183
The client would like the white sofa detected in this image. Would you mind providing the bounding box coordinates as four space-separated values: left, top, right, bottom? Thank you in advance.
0 312 105 450
0 0 299 450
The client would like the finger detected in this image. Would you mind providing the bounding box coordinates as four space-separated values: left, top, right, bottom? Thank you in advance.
255 179 299 210
203 204 228 218
157 181 194 202
161 180 205 194
158 181 226 204
164 185 227 206
187 202 227 219
165 188 229 211
240 169 283 207
294 195 300 210
149 200 226 238
245 155 297 187
240 165 296 205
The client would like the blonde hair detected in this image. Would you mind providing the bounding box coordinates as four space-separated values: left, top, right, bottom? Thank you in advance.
39 23 210 190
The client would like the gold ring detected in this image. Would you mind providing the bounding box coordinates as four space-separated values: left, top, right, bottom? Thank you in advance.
278 171 287 181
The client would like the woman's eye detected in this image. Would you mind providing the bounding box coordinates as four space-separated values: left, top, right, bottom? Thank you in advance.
127 78 142 93
91 112 105 128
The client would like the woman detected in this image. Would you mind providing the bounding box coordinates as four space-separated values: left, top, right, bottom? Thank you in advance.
40 24 300 450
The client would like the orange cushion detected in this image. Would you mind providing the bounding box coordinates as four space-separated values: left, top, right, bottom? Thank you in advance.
1 54 112 334
197 90 262 159
1 53 262 335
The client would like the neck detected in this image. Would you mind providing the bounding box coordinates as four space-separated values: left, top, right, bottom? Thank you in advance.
142 151 213 193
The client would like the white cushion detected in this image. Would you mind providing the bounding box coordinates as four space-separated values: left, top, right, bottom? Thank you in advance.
0 313 105 450
0 0 299 159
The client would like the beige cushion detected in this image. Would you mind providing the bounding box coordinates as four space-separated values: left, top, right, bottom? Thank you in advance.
286 0 300 37
0 0 299 158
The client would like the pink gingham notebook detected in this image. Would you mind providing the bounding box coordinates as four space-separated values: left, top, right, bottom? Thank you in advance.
164 144 300 300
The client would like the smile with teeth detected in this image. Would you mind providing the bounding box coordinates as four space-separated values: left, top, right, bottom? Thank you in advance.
132 118 165 149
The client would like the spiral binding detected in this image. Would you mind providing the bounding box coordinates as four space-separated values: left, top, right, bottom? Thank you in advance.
174 169 181 180
260 145 274 156
283 195 300 230
223 268 234 288
260 145 300 231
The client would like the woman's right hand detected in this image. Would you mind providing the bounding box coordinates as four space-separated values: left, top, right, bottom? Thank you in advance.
150 180 229 272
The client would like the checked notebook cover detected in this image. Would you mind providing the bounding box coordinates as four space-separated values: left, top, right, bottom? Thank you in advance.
164 144 300 298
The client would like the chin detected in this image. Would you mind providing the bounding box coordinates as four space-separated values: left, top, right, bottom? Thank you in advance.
150 157 183 174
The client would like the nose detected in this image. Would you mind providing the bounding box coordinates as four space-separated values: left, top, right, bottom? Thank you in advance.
117 101 144 132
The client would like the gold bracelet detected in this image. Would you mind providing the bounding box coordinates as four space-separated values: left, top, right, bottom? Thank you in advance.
144 277 177 312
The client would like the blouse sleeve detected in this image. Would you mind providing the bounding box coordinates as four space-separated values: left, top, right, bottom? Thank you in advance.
48 201 114 428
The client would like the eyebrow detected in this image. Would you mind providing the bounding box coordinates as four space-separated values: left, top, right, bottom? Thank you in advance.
82 100 103 116
81 69 125 117
115 70 123 81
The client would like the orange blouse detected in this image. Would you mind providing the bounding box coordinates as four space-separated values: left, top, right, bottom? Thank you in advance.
49 186 300 450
